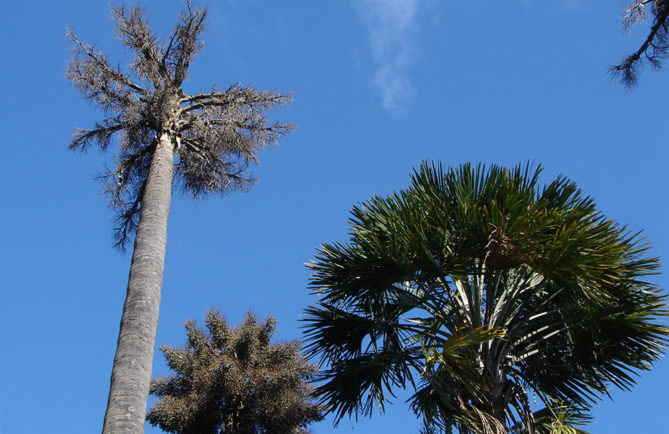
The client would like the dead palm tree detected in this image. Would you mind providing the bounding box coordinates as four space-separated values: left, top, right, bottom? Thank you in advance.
303 161 668 433
66 3 293 432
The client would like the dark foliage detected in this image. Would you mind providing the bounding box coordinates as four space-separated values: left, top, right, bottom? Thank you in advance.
148 310 323 434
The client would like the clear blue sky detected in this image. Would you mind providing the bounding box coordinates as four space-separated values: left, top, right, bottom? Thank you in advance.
2 1 668 432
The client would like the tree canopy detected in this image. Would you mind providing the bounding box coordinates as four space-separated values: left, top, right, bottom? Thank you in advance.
303 161 668 433
148 310 323 433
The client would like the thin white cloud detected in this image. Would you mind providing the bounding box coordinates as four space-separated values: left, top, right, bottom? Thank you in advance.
353 0 421 115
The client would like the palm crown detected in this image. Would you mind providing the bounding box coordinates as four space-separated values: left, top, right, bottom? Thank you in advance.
303 161 668 433
67 2 293 247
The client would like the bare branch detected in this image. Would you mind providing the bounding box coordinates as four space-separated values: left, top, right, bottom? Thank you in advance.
113 189 142 251
612 0 669 87
176 136 255 198
102 143 155 250
170 2 208 85
66 29 148 108
179 84 293 114
622 0 654 31
70 121 126 152
110 4 166 87
160 32 178 76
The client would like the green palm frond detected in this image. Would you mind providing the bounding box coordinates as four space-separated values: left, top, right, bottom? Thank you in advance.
528 401 591 434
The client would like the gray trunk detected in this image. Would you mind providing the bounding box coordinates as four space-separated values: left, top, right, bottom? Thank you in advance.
102 133 175 433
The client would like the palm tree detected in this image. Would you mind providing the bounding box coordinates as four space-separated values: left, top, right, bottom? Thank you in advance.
303 161 668 433
66 3 293 432
147 310 323 433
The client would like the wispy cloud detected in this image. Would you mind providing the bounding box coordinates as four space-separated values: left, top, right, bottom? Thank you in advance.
352 0 421 115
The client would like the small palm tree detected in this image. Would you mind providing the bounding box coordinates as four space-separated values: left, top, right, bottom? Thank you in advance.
303 161 668 433
67 3 292 432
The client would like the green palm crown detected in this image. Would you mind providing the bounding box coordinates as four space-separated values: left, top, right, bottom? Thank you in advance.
303 161 668 433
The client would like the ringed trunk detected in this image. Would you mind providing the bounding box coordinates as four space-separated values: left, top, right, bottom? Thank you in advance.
103 133 175 433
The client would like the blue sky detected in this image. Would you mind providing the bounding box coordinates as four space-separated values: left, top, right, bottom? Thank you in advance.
2 0 668 432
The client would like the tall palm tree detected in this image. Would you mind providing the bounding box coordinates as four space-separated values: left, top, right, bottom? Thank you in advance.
303 161 668 433
67 3 293 432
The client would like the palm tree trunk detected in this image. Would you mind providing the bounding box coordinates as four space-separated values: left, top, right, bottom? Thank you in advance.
489 382 509 433
103 133 175 433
